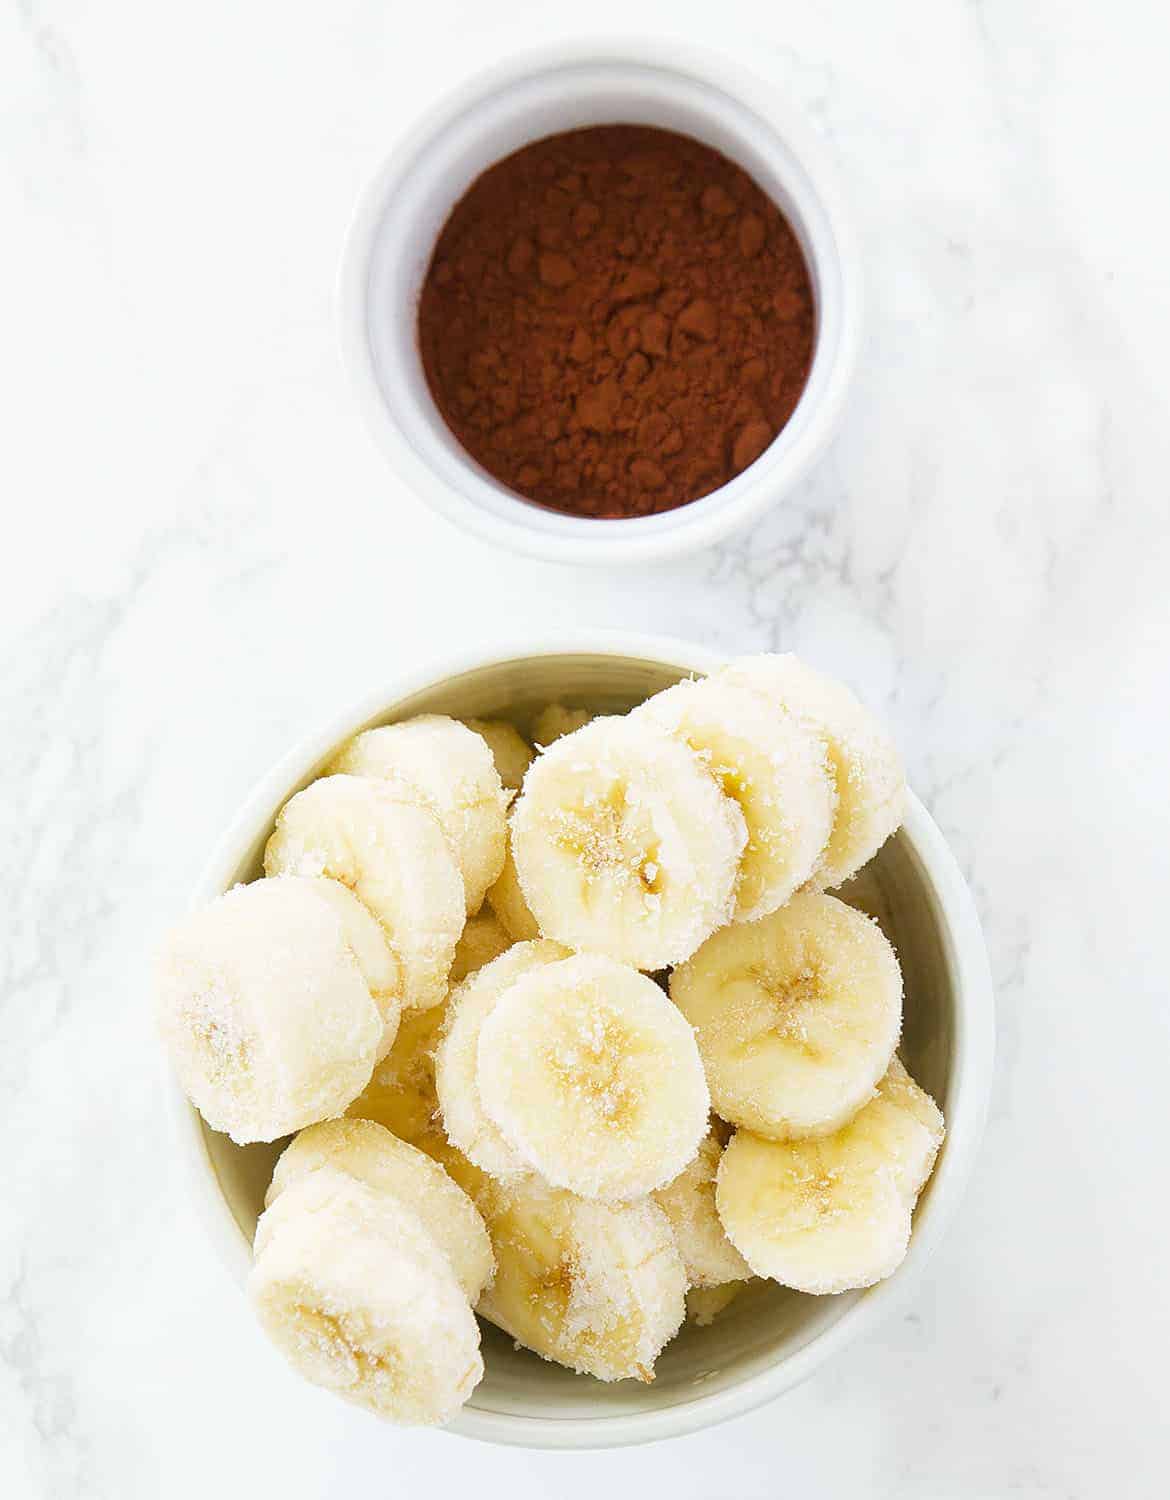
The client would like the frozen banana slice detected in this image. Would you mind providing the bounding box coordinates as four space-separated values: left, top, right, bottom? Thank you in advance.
686 1281 749 1326
653 1127 750 1286
635 675 835 921
329 715 507 913
715 1058 944 1294
670 891 902 1140
511 715 747 970
450 909 511 984
267 1118 492 1301
156 879 383 1144
485 829 541 942
477 954 709 1201
464 1170 686 1382
464 718 535 793
264 774 464 1011
722 654 905 888
346 1000 446 1147
531 703 594 746
250 1167 482 1425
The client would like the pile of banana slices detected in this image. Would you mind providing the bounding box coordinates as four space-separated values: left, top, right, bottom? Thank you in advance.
156 654 945 1427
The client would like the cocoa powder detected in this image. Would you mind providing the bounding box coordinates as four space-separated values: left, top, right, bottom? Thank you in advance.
417 125 815 519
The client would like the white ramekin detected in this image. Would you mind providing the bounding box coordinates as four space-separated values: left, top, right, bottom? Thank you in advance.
169 633 994 1449
339 40 861 564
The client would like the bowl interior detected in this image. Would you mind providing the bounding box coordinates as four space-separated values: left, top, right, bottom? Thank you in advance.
193 651 957 1434
361 53 849 540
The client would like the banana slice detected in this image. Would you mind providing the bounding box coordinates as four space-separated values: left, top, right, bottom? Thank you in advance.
329 716 507 913
846 1054 946 1196
465 1171 686 1382
477 954 710 1201
715 1058 945 1294
346 1000 446 1147
263 774 464 1011
670 891 902 1140
266 1118 493 1301
435 940 569 1180
464 718 534 792
450 909 511 984
722 654 906 889
652 1127 751 1286
156 879 384 1144
249 1166 482 1425
511 715 747 970
635 676 835 921
485 830 541 941
532 703 594 746
302 877 401 1060
686 1281 748 1326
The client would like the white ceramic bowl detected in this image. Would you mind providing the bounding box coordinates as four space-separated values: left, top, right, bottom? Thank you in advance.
173 634 993 1448
339 39 861 564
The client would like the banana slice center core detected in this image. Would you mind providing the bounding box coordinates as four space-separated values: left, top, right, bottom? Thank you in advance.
292 1303 392 1385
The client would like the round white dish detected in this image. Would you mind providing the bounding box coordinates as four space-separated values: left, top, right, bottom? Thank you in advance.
339 39 861 563
170 633 994 1448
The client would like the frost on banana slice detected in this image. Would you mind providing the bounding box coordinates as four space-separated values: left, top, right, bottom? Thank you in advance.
464 1171 686 1383
486 830 541 941
652 1127 750 1286
267 1118 493 1301
715 1058 945 1294
511 715 747 971
263 774 464 1011
329 715 507 913
671 892 902 1140
463 718 534 793
156 879 384 1144
686 1281 749 1327
531 703 594 746
477 954 709 1201
450 909 511 984
346 1000 446 1147
635 676 835 922
722 654 906 890
250 1167 482 1425
435 941 569 1181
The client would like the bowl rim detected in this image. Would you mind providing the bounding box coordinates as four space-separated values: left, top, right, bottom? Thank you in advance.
167 631 994 1448
337 35 863 565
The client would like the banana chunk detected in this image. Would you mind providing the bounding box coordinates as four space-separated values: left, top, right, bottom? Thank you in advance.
435 940 569 1180
156 879 384 1144
477 954 710 1201
531 703 594 746
511 715 747 970
329 715 507 913
653 1127 750 1286
686 1281 749 1326
264 774 464 1011
450 909 511 984
715 1058 945 1294
250 1167 482 1425
486 829 541 941
346 1000 446 1147
635 676 835 922
722 654 905 889
461 1169 686 1383
267 1118 493 1301
671 891 902 1140
464 718 535 793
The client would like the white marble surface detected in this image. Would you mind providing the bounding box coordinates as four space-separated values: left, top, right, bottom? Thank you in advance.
4 0 1169 1495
